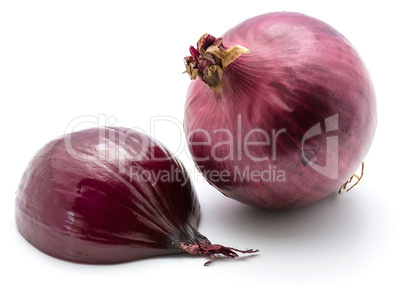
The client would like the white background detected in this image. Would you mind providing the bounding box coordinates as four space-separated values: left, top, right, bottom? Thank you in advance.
1 0 400 294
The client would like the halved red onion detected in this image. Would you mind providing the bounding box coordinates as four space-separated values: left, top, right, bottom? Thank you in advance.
16 127 257 265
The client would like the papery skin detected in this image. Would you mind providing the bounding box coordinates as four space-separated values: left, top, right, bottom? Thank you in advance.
15 127 205 263
184 12 377 209
16 127 257 264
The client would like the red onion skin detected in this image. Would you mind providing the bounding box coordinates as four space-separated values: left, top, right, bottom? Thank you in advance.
184 12 377 209
16 127 257 264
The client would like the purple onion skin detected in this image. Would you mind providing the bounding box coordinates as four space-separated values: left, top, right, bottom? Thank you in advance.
16 127 257 264
184 12 377 209
16 127 199 263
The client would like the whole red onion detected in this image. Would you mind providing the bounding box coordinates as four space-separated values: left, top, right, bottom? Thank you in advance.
16 127 257 265
184 12 376 209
